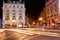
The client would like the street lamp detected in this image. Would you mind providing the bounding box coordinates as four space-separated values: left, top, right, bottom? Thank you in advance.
38 17 43 26
32 21 35 28
38 17 43 21
33 22 35 25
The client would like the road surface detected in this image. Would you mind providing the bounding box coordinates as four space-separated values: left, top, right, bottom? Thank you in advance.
0 28 60 40
29 35 60 40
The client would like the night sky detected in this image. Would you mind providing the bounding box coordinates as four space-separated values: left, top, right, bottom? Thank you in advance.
0 0 45 19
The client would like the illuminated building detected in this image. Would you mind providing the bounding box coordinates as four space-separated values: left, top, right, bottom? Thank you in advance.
2 0 25 28
45 0 60 28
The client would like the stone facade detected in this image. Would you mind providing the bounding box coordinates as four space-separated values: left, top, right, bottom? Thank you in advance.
45 0 59 28
2 0 26 28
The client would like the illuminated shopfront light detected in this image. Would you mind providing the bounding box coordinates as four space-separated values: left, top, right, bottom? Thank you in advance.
51 23 55 26
12 20 16 22
5 21 8 24
18 24 22 27
55 18 58 22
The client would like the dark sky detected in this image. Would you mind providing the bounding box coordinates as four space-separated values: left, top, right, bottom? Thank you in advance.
0 0 45 19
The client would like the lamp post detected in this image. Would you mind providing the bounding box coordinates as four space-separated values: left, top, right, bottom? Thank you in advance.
38 17 43 21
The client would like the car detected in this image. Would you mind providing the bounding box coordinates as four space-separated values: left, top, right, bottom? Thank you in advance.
37 26 47 28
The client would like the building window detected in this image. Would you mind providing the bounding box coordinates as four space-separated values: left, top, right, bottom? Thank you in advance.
55 4 57 12
54 13 58 16
13 13 16 15
13 10 16 12
48 9 49 15
5 13 10 20
6 13 9 16
13 6 15 8
50 15 53 17
19 13 22 15
50 6 52 14
7 10 9 12
9 6 11 8
17 6 19 8
12 16 16 20
5 15 10 20
51 9 52 14
5 5 7 7
19 10 22 12
18 16 22 19
21 6 23 8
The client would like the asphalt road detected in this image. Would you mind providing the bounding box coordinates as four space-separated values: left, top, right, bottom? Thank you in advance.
29 35 60 40
0 30 38 40
0 29 60 40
